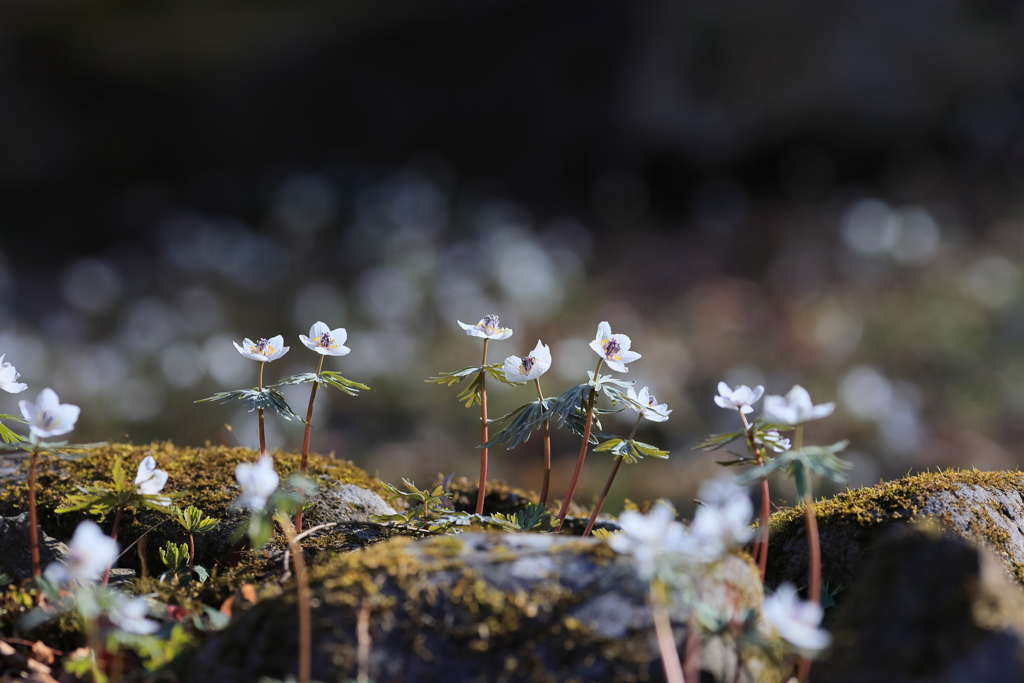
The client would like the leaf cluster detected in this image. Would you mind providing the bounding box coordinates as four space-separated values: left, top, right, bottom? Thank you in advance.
275 371 371 397
426 363 518 408
195 387 301 421
595 437 670 464
55 458 178 516
0 413 24 445
488 503 556 532
171 505 220 534
157 541 208 583
736 440 853 499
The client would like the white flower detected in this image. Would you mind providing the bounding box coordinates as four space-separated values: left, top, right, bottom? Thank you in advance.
502 340 551 383
232 335 289 362
0 355 27 394
44 520 118 585
457 315 513 340
299 322 350 357
234 455 279 511
19 388 80 439
109 595 160 635
589 321 641 373
763 583 832 654
685 476 754 562
755 428 791 453
763 385 835 425
607 501 687 579
627 386 671 422
135 456 169 496
714 381 764 414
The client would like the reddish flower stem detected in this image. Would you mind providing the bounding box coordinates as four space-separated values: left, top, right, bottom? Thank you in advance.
534 377 551 506
101 504 124 586
476 339 489 515
295 355 325 532
556 359 604 529
27 446 41 578
257 362 267 458
739 410 770 581
651 578 686 683
582 412 643 537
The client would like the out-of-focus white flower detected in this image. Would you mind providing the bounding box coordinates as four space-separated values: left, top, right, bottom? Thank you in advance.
109 595 160 635
589 321 641 373
457 315 513 340
135 455 169 496
19 388 80 439
685 476 754 562
232 336 289 362
234 455 279 511
714 381 764 414
627 386 671 423
607 501 686 578
0 355 27 394
502 340 551 383
299 321 350 357
44 520 118 585
755 428 791 453
763 385 835 425
763 583 832 654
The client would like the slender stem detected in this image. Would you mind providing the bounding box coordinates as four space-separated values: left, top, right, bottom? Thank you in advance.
280 516 312 683
651 578 686 683
685 614 702 683
258 362 267 458
795 422 816 683
582 412 642 537
101 504 124 586
27 445 41 579
556 358 604 528
739 409 770 581
296 355 325 532
476 338 490 515
534 377 551 506
188 531 196 569
356 603 371 683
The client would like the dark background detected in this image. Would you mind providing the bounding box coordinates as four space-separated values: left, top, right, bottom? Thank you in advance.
2 0 1024 511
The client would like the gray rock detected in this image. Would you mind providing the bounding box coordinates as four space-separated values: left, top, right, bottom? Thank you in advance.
816 523 1024 683
188 532 784 683
313 481 395 522
0 512 69 582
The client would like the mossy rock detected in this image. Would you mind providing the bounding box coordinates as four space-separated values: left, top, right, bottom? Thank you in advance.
187 532 785 683
816 523 1024 682
0 442 391 576
765 469 1024 594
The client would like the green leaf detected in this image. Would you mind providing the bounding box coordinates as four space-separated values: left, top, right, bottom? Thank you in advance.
276 371 372 396
480 399 553 450
693 430 746 452
197 388 301 421
193 565 210 584
0 419 24 445
736 440 852 488
172 505 220 534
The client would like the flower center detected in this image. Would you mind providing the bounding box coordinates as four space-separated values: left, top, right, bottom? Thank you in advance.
318 332 333 348
647 395 657 407
602 338 622 359
521 356 535 374
40 410 56 428
480 314 500 334
252 338 273 355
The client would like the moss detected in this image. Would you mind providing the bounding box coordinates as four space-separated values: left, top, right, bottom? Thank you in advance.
765 468 1024 593
0 442 387 574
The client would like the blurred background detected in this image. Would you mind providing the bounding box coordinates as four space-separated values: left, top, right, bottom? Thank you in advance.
2 0 1024 513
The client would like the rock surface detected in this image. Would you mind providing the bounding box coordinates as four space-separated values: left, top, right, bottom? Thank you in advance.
816 523 1024 682
188 532 783 683
0 512 68 582
765 469 1024 593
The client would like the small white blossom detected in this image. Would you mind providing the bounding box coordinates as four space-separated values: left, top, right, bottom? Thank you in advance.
685 476 754 562
19 388 80 439
457 315 513 340
299 321 350 357
502 340 551 383
44 520 118 585
607 501 687 579
0 355 27 394
756 428 791 453
714 381 764 414
763 385 835 425
109 595 160 635
763 583 832 654
627 386 671 423
589 321 641 373
135 455 169 497
234 455 279 511
232 335 289 362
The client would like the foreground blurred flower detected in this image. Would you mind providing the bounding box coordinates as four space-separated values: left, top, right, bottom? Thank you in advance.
134 456 168 496
763 385 835 425
589 321 641 373
109 595 160 635
45 520 118 585
0 355 26 394
763 583 832 655
608 502 686 577
458 314 513 340
299 322 350 357
235 455 279 511
233 335 289 362
19 388 80 439
502 340 551 383
628 386 671 423
714 382 764 414
687 475 754 561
